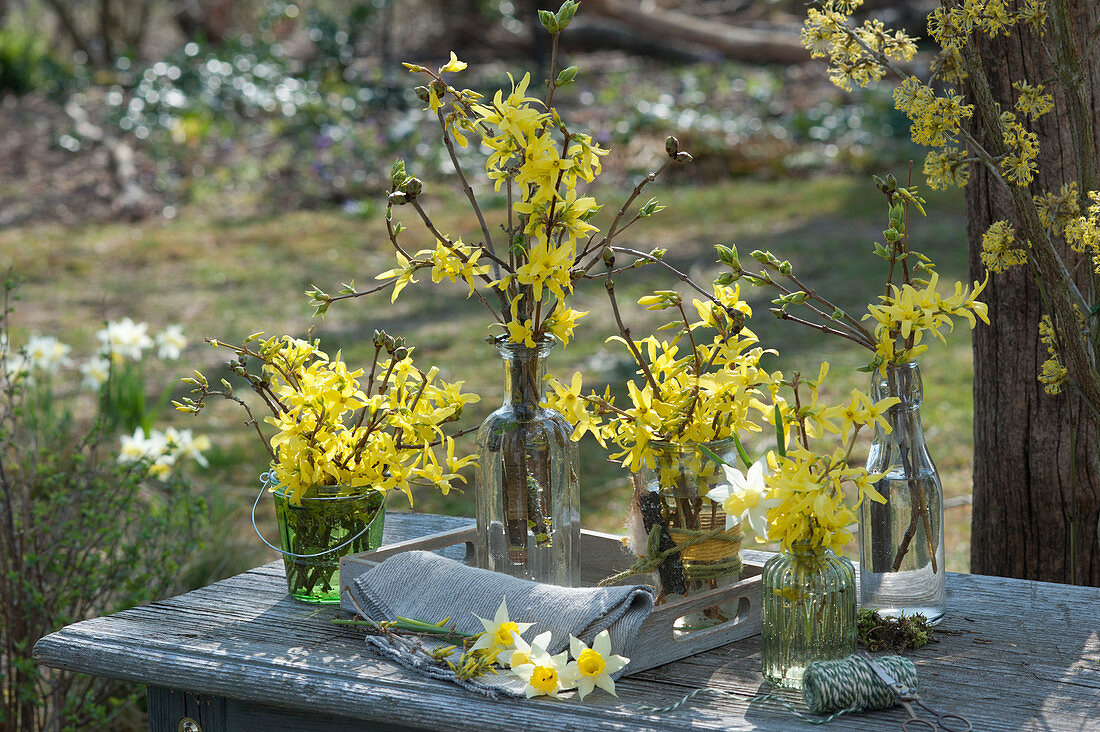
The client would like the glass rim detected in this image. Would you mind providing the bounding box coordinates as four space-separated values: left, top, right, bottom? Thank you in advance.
270 481 387 503
490 334 558 355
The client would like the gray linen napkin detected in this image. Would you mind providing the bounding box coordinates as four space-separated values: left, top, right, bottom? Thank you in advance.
344 550 655 698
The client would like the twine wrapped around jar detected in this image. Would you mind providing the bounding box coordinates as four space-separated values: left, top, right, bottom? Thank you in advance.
670 511 744 582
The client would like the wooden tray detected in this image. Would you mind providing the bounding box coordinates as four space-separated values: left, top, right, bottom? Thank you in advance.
340 526 762 675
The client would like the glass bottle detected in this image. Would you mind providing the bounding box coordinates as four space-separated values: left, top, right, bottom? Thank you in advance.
760 544 856 690
862 361 946 623
475 338 579 586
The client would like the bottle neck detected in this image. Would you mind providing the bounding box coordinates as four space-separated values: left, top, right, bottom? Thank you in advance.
873 361 927 446
873 361 924 408
498 340 553 410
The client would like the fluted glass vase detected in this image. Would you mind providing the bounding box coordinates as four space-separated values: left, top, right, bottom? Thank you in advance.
640 440 743 629
861 361 946 624
475 338 579 586
761 544 856 690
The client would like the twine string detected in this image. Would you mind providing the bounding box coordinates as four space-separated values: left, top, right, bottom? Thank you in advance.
639 654 917 724
598 524 744 587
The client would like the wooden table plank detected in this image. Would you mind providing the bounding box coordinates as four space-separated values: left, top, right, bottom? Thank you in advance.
34 512 1100 731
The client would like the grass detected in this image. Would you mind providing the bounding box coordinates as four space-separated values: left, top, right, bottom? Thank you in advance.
0 172 975 579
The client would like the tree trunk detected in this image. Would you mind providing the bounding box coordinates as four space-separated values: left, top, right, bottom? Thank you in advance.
968 1 1100 585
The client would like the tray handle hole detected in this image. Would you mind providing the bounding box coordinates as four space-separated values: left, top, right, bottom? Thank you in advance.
672 596 752 639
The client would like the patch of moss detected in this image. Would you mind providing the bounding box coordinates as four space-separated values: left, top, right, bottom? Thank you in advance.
857 608 933 652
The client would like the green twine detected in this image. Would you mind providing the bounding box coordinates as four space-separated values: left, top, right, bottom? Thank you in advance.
598 524 744 587
802 654 915 714
639 654 917 723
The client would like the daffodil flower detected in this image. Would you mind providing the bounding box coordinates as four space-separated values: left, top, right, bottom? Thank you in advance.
503 629 553 669
469 598 534 655
512 650 573 698
706 458 779 543
565 630 628 700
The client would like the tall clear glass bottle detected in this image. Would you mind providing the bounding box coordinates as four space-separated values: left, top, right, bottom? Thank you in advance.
861 361 946 623
761 544 856 690
475 338 579 586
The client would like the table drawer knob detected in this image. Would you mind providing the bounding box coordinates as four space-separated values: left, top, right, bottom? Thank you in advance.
178 718 201 732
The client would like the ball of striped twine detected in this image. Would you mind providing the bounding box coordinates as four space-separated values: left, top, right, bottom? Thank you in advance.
802 653 916 714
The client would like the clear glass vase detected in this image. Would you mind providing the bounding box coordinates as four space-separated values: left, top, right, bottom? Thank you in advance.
475 338 579 586
761 545 856 690
861 361 946 624
641 440 743 629
272 484 386 604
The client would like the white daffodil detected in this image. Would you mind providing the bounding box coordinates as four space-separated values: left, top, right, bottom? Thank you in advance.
79 356 111 390
512 649 574 699
119 427 178 478
565 630 628 700
503 629 553 669
155 324 187 360
706 458 779 544
118 427 155 464
98 318 153 362
164 426 212 468
1 351 30 383
23 335 73 373
469 597 534 655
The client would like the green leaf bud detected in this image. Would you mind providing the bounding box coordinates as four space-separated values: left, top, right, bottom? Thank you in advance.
601 247 615 268
675 151 693 163
403 177 422 198
715 271 736 286
388 191 408 205
580 203 603 221
414 85 430 102
715 243 740 269
778 260 793 276
430 79 447 97
639 197 664 217
555 66 577 86
391 159 407 186
539 9 559 32
665 136 680 156
393 346 409 361
556 0 578 29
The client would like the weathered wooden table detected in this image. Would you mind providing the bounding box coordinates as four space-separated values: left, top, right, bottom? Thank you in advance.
35 512 1100 731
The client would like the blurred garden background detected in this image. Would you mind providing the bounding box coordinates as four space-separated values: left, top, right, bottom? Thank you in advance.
1 0 974 726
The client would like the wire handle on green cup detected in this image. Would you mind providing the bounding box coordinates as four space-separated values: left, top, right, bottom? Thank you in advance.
252 471 385 559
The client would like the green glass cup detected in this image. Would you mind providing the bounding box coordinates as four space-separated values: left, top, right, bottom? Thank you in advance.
272 484 386 604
